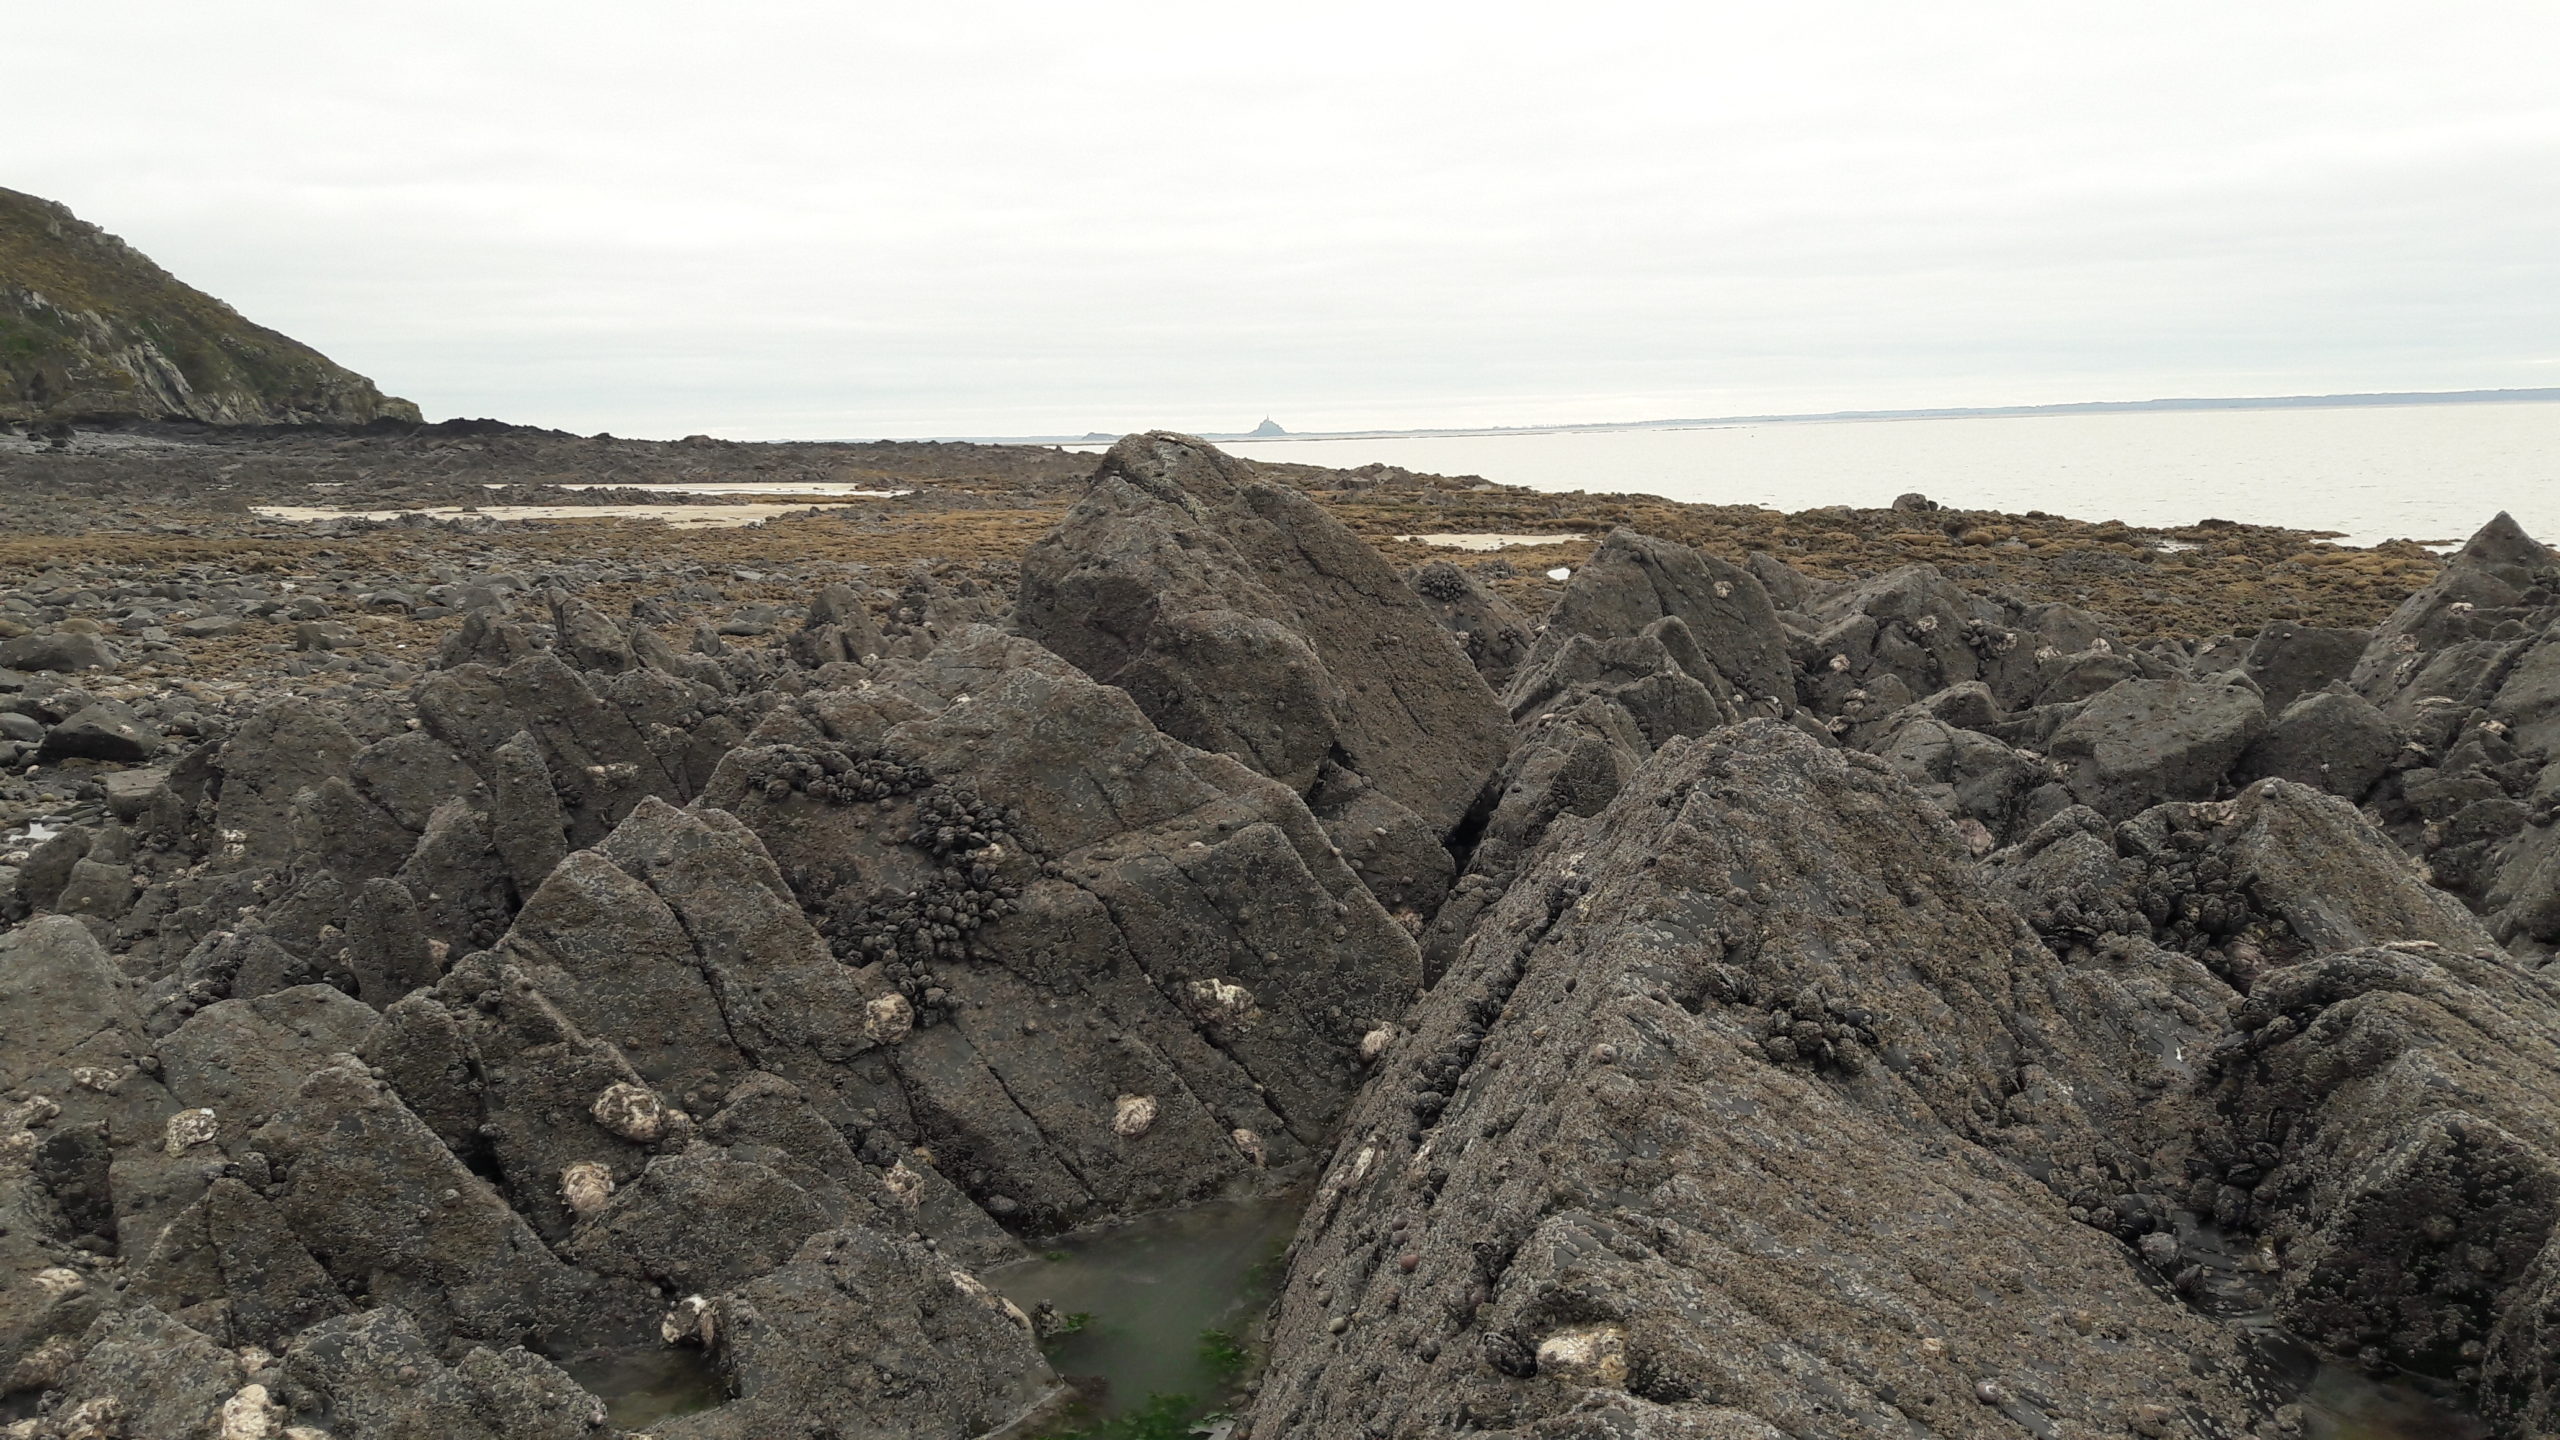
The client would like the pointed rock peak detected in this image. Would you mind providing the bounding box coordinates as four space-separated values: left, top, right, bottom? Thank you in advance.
2457 511 2558 570
1092 430 1254 509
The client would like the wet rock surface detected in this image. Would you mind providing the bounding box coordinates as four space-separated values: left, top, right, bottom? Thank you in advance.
1 420 2553 1439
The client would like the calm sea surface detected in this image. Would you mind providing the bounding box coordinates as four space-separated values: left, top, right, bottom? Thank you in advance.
1200 401 2560 549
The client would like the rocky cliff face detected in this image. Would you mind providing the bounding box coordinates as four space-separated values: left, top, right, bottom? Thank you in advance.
0 188 419 429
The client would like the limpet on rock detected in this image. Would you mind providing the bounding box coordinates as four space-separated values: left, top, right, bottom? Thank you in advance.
1113 1094 1158 1138
590 1082 671 1142
661 1294 715 1347
881 1159 924 1209
165 1107 218 1155
561 1160 615 1217
864 992 915 1044
218 1383 286 1440
1534 1326 1628 1387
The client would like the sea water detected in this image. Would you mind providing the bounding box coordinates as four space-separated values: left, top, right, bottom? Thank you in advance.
1208 400 2560 548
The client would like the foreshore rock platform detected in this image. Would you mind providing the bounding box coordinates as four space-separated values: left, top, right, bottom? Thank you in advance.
0 422 2549 1439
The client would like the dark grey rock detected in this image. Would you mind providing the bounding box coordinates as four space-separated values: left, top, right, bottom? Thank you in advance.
251 1059 631 1349
2236 688 2397 798
489 730 570 896
160 983 382 1151
129 1177 350 1348
210 699 361 870
2222 778 2495 956
1406 560 1534 688
0 630 118 673
1017 431 1510 837
655 1226 1056 1440
1250 723 2259 1438
805 581 885 661
2048 677 2267 818
1535 527 1793 712
342 876 441 1007
35 700 155 762
562 1150 831 1295
51 858 134 921
693 626 1418 1227
2195 945 2560 1427
280 1306 614 1440
47 1304 244 1440
2243 620 2370 711
100 765 169 820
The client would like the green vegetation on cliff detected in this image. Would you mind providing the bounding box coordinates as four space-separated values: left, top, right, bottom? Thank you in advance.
0 186 419 427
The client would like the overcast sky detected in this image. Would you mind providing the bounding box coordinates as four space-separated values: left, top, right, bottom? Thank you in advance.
15 3 2560 438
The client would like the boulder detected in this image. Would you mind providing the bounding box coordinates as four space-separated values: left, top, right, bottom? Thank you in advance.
2235 688 2398 798
653 1226 1056 1440
100 765 169 821
2242 620 2369 711
208 699 361 871
1533 527 1792 711
35 700 156 763
1016 431 1510 837
0 917 174 1148
0 630 118 673
2048 677 2266 818
804 581 885 662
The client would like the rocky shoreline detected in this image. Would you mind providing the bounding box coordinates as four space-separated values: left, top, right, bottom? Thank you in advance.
2 424 2553 1438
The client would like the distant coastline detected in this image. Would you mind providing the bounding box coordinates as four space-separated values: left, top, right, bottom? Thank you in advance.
917 385 2560 446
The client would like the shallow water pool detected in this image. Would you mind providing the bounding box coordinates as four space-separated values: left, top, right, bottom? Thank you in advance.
2298 1363 2490 1440
989 1192 1303 1421
558 1345 727 1430
1393 531 1586 550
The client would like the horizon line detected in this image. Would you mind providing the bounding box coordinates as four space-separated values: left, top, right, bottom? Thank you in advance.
887 384 2560 447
